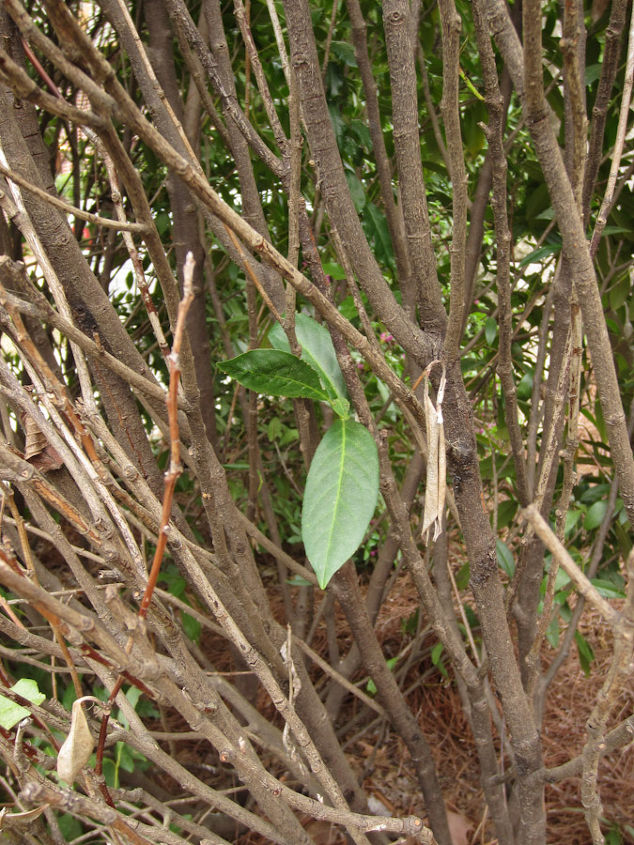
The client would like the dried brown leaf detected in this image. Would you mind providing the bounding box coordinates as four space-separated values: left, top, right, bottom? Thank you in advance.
0 804 49 829
447 809 472 845
23 414 47 461
22 413 63 472
57 699 94 783
422 369 446 542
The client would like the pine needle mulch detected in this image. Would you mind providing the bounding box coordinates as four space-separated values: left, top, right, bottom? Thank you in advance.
197 573 633 844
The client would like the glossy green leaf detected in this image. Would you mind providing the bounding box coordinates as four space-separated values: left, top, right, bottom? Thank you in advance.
302 419 379 588
270 314 347 400
218 349 328 401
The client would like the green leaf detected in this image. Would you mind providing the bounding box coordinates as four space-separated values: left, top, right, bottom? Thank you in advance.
431 642 444 666
614 522 633 558
590 578 625 599
285 575 313 586
364 202 394 267
366 656 398 696
0 700 31 731
584 499 608 531
330 396 350 419
267 417 282 441
350 119 372 151
302 420 379 588
518 243 560 267
327 102 345 142
584 64 602 85
117 741 136 773
603 274 632 311
496 540 515 577
455 562 470 590
270 314 347 400
322 261 347 280
182 611 202 642
460 68 485 101
579 483 610 505
485 317 497 346
218 349 329 401
330 40 357 67
12 678 45 705
497 499 517 529
564 508 583 535
58 814 83 840
574 630 594 676
0 679 46 730
546 613 560 647
604 827 623 845
552 567 571 593
516 371 533 401
345 171 366 212
401 608 419 636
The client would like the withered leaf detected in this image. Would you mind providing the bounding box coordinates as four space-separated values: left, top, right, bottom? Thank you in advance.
421 368 447 543
22 413 63 472
0 804 49 829
57 699 94 783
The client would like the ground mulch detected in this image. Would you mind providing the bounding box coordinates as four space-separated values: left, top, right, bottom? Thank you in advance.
195 571 633 844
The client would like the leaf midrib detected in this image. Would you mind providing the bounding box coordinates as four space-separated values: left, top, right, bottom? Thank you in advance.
322 420 346 575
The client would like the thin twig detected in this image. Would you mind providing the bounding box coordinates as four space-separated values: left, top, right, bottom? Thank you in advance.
138 253 195 620
0 162 149 232
521 504 620 627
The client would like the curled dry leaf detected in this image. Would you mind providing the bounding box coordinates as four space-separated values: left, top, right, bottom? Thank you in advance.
0 804 49 829
22 413 63 472
57 699 94 783
422 367 447 542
